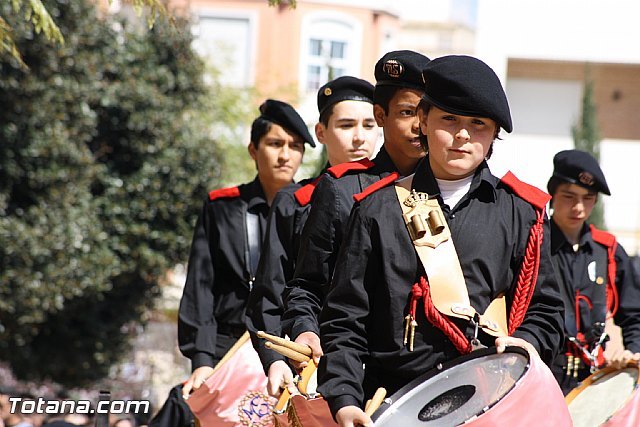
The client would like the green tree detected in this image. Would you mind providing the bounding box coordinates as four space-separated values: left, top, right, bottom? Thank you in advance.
572 70 605 229
0 0 251 386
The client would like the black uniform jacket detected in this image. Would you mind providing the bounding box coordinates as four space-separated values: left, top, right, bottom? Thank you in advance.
282 147 399 341
317 158 565 415
178 176 269 370
245 171 325 373
550 219 640 352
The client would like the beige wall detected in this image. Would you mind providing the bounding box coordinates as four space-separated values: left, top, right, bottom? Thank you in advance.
508 59 640 141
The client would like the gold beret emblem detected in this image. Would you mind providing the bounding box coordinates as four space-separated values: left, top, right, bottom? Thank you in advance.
579 171 595 187
383 59 404 78
596 276 604 285
324 87 332 96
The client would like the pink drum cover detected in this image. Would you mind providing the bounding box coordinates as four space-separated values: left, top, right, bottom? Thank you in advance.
186 339 276 427
465 352 572 427
602 387 640 427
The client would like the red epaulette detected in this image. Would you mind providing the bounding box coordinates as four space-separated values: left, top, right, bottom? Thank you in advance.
327 158 375 179
208 186 240 201
590 225 616 249
294 176 323 207
353 172 401 203
500 171 550 210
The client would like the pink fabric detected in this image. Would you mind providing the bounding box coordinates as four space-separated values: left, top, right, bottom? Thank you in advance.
603 387 640 427
186 339 275 426
465 354 573 427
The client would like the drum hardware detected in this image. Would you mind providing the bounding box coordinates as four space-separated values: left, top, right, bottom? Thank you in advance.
469 313 487 351
590 331 608 373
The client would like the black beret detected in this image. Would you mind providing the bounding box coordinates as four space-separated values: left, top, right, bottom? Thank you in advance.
374 50 431 91
317 76 374 117
549 149 610 195
259 99 315 147
421 55 513 133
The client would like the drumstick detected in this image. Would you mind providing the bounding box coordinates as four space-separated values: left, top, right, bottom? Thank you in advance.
258 331 313 357
211 331 250 375
297 361 318 395
364 387 387 417
265 341 311 363
274 388 291 413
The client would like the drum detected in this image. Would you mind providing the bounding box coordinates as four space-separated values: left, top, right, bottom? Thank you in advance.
566 363 640 427
371 347 571 426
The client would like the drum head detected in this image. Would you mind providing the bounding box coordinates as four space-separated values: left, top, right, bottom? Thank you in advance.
568 367 639 427
372 347 529 426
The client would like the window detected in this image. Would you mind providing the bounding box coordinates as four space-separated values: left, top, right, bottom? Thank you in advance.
305 38 349 90
299 13 362 93
192 12 256 87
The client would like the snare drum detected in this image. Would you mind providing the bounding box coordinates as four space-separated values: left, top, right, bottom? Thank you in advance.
566 363 640 427
371 347 571 426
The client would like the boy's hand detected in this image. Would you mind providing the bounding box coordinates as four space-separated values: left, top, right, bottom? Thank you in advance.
267 360 297 397
291 331 322 371
336 405 373 427
181 366 215 398
495 336 539 358
606 348 640 369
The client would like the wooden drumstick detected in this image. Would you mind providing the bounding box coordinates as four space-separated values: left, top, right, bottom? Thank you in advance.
274 387 291 413
257 331 313 357
265 341 311 363
297 360 318 395
364 387 387 417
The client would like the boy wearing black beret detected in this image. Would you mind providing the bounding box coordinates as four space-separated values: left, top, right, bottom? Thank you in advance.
547 149 640 394
245 76 379 396
178 99 313 397
317 55 565 426
281 50 431 370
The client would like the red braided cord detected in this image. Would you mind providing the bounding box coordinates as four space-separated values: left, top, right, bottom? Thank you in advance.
418 276 472 354
606 241 619 318
508 210 545 335
574 291 593 333
410 283 422 319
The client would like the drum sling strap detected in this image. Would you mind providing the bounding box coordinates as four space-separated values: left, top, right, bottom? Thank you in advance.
244 208 261 290
394 173 547 354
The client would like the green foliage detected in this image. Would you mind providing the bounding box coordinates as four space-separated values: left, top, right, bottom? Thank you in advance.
0 0 251 386
572 71 605 229
268 0 297 7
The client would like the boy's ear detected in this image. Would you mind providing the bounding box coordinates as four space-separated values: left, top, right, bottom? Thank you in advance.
315 122 327 146
417 107 428 135
248 142 257 161
373 104 386 127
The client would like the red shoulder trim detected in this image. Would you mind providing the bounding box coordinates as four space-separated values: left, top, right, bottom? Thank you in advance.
208 186 240 201
294 176 323 207
589 224 616 248
500 171 550 210
327 158 375 179
353 172 400 203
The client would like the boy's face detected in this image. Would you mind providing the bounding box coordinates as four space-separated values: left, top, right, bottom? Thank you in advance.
316 100 378 166
551 182 597 234
374 88 425 163
419 106 496 180
249 123 304 188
